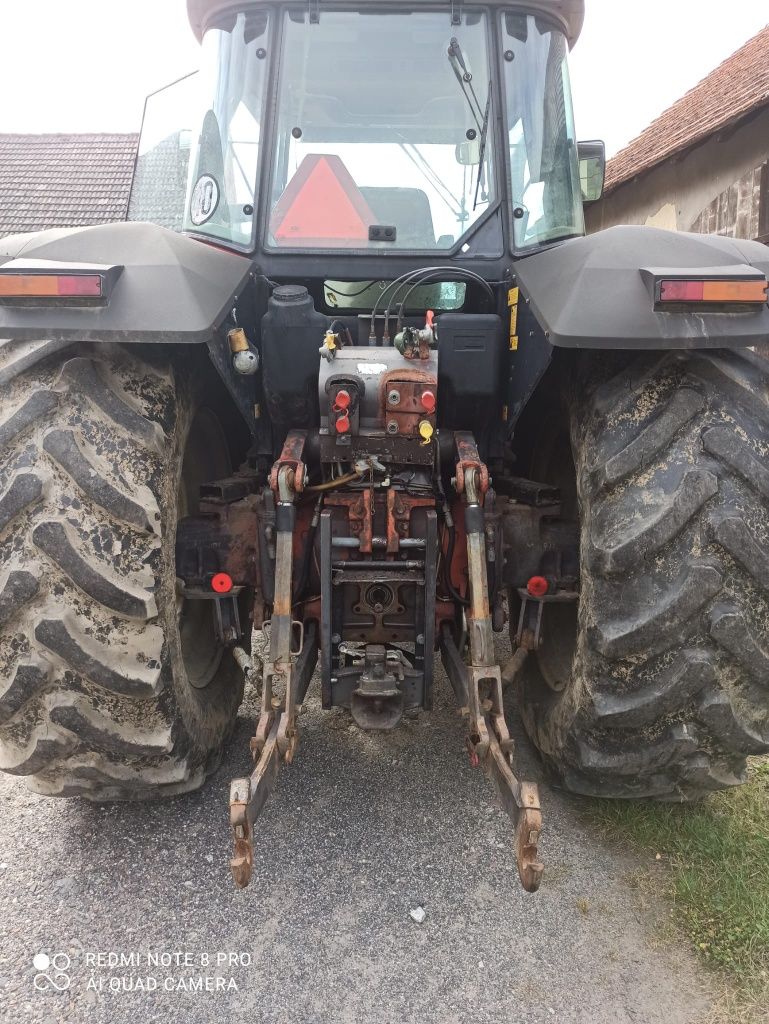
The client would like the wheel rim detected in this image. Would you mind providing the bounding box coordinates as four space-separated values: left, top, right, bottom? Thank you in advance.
532 429 579 694
177 408 231 690
535 601 577 693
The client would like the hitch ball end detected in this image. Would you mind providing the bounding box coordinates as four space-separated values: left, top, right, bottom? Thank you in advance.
229 327 260 375
232 349 259 375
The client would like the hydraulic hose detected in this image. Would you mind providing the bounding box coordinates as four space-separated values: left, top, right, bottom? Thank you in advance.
444 521 470 608
294 497 322 600
394 268 495 331
304 470 362 493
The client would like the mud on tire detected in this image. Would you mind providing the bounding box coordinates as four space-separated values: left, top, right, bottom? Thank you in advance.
522 348 769 800
0 339 244 800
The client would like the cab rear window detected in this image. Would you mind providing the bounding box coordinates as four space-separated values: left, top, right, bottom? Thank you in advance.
324 280 466 312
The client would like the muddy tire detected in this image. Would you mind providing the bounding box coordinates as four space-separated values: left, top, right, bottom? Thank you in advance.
0 339 244 800
520 348 769 801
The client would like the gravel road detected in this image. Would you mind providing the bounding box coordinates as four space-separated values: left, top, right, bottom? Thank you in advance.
0 649 713 1024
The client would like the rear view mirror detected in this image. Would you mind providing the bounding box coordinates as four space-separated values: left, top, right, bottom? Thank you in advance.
127 72 200 230
455 140 480 166
578 140 606 203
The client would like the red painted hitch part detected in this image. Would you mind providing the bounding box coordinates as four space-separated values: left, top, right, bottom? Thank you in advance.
527 576 549 598
333 389 351 412
211 572 234 594
421 389 436 414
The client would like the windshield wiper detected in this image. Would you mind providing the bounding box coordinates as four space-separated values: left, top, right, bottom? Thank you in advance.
473 82 492 210
447 38 492 210
447 37 484 130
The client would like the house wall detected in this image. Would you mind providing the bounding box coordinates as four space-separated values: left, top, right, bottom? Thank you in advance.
586 105 769 243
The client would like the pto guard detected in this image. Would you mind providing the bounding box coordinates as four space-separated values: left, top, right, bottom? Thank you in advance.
515 224 769 349
0 221 252 344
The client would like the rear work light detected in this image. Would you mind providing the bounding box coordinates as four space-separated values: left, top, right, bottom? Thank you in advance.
658 277 768 306
0 259 122 306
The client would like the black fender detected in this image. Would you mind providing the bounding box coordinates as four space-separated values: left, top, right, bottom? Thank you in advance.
0 221 259 432
514 225 769 349
0 221 252 344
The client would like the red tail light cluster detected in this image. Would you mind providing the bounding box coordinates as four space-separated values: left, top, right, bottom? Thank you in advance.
0 259 122 306
0 274 103 298
658 278 768 305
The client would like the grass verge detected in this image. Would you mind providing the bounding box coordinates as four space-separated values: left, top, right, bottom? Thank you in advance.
588 758 769 1023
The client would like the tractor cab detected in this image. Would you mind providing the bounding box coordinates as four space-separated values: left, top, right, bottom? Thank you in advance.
129 1 601 269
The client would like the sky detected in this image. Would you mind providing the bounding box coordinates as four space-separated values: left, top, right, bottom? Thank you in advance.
0 0 767 157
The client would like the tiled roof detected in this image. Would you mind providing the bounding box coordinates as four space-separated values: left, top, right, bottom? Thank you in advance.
605 24 769 194
0 133 139 237
128 133 192 232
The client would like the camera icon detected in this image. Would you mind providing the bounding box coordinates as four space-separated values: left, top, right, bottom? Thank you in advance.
33 952 71 992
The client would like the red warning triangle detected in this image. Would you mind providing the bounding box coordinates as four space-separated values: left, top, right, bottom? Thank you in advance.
271 154 376 247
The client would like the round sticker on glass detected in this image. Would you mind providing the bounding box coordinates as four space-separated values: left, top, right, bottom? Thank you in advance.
190 174 220 226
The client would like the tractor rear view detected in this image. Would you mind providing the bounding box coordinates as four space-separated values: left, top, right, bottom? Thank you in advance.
0 0 768 893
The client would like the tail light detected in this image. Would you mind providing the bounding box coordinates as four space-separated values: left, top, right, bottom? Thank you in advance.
658 278 768 304
0 259 123 306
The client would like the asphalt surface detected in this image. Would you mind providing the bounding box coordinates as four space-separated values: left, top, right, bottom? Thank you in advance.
0 647 713 1024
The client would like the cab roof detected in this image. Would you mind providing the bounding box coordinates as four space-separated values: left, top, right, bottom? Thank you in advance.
187 1 585 47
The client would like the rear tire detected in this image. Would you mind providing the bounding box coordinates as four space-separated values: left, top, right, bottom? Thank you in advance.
520 348 769 801
0 339 244 800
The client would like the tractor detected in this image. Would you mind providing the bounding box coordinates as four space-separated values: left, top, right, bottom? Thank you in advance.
0 0 767 892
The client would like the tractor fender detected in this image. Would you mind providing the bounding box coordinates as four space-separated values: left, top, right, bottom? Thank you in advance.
514 224 769 350
0 221 252 345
